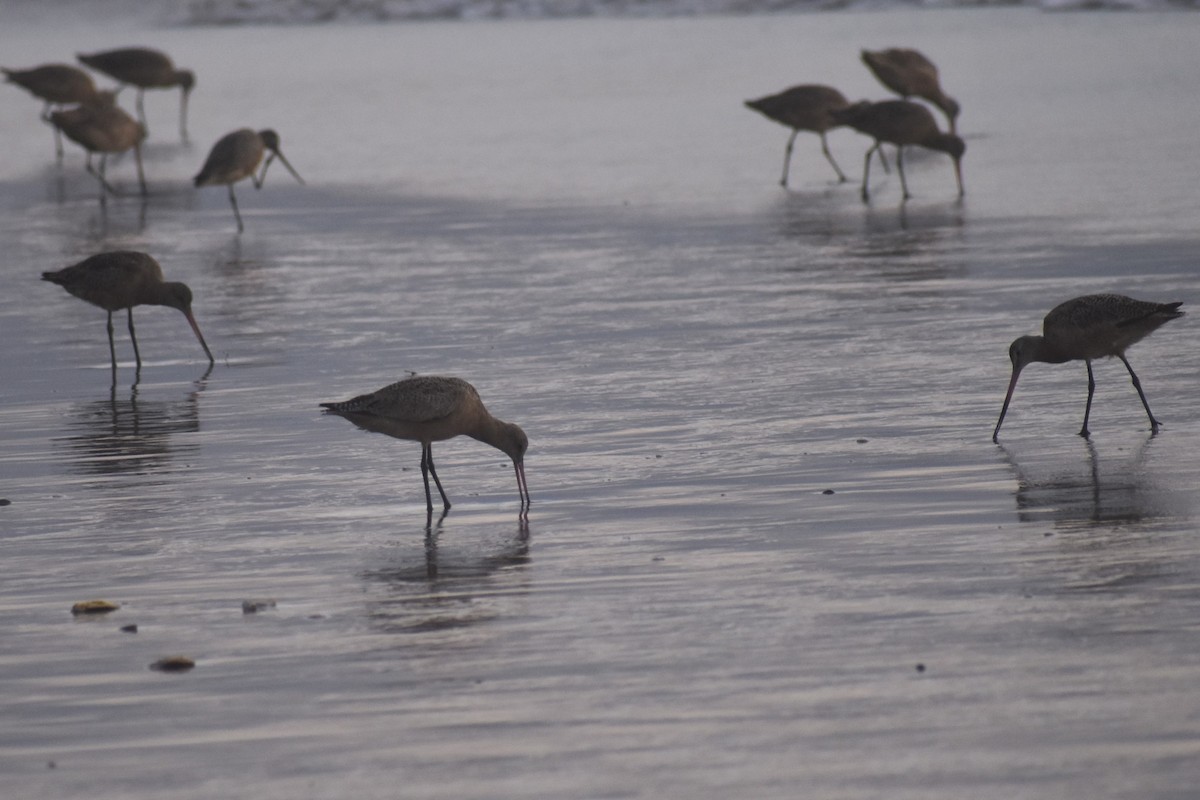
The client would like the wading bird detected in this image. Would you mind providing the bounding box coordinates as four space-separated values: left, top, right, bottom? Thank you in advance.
3 63 113 160
193 128 305 233
41 251 214 371
49 101 146 198
321 375 530 516
833 99 964 202
861 48 959 135
743 84 853 186
77 47 194 141
992 294 1183 442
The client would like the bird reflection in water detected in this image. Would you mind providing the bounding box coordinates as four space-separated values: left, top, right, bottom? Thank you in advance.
997 435 1163 530
359 519 530 636
56 367 210 477
997 437 1180 596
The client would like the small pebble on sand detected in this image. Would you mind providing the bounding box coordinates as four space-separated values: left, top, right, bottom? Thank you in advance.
150 656 196 672
242 599 277 614
71 600 120 615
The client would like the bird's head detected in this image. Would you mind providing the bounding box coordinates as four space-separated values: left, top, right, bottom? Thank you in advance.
1007 334 1043 375
499 422 529 466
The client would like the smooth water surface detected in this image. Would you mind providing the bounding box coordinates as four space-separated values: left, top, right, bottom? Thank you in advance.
2 8 1200 799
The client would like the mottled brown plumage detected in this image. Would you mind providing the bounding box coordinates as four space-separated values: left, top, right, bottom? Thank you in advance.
993 294 1184 441
41 251 213 370
321 376 530 515
744 84 852 186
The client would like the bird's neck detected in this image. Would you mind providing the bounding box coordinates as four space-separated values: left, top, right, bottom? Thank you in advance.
467 415 517 461
926 132 960 155
143 281 184 310
1029 335 1072 365
468 413 503 446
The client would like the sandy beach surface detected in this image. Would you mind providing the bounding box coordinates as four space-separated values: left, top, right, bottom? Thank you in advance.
2 4 1200 798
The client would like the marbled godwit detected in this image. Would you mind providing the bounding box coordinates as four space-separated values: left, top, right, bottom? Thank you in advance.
744 84 852 186
2 64 113 160
861 48 959 135
193 128 305 233
41 251 214 370
321 376 530 515
992 294 1183 442
833 100 964 202
77 47 194 141
49 101 146 198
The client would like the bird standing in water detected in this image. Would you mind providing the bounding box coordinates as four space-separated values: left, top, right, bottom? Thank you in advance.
49 101 146 199
833 99 964 202
76 47 194 141
321 375 530 517
194 128 305 233
992 294 1183 442
2 63 113 160
861 48 960 135
743 84 854 186
41 251 214 371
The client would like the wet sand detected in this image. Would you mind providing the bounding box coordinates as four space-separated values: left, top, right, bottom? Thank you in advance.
2 8 1200 799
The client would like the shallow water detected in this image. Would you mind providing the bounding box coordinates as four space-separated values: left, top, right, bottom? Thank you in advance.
2 8 1200 799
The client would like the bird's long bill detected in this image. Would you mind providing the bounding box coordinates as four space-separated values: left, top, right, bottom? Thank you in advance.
515 460 531 508
184 309 215 365
953 156 964 197
992 366 1022 442
273 149 306 186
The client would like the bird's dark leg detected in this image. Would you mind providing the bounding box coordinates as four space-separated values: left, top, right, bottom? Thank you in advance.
1119 354 1162 433
876 146 890 174
419 443 434 512
227 184 244 233
780 129 798 187
861 143 877 203
253 154 275 189
87 153 119 197
425 445 451 511
179 89 189 143
127 308 142 369
106 311 117 370
1079 359 1095 438
819 131 847 183
897 146 911 201
133 143 147 196
135 88 147 135
42 102 65 162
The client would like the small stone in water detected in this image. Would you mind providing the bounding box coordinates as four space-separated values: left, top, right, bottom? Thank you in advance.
242 599 277 614
71 600 120 615
821 489 835 495
150 656 195 672
120 624 138 634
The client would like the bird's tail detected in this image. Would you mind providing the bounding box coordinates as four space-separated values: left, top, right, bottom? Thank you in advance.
320 399 361 414
1117 301 1185 327
41 270 66 286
